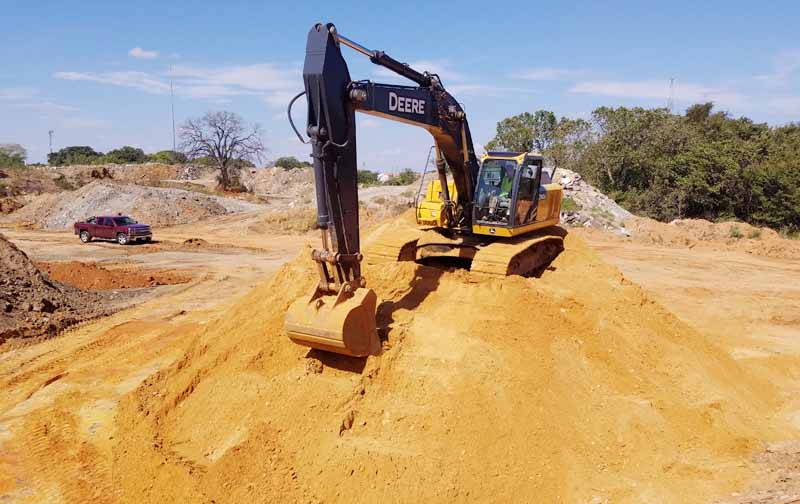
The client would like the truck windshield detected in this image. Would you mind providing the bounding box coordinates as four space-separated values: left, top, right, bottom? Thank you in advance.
113 217 136 225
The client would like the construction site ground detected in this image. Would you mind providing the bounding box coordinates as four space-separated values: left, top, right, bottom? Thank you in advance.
1 213 799 502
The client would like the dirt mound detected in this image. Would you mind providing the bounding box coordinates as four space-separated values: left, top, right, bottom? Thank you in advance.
1 180 263 229
625 217 800 259
240 167 315 204
35 261 192 291
0 197 23 214
109 219 786 502
0 234 107 344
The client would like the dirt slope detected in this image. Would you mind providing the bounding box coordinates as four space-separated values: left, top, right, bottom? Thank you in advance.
106 224 789 503
624 217 800 260
0 234 106 343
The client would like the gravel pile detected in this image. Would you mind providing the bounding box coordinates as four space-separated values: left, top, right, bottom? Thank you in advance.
239 167 315 206
2 180 263 229
554 167 632 232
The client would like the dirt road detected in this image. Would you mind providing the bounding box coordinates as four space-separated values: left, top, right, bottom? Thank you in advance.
1 223 799 502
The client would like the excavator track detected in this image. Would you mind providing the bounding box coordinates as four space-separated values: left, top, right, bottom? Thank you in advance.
469 233 564 278
365 223 565 278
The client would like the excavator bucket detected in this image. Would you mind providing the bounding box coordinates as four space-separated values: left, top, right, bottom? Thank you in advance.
285 285 380 357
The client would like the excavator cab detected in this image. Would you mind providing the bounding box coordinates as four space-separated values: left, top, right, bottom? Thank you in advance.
471 152 562 237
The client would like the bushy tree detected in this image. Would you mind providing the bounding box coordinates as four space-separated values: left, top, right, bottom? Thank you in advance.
386 168 417 186
0 144 26 167
104 146 147 164
48 146 103 166
485 110 557 154
275 156 311 170
148 150 188 164
357 169 379 185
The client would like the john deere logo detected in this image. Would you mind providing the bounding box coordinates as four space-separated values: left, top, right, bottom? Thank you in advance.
388 92 425 115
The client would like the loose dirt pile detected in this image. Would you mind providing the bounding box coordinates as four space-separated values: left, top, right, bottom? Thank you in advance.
0 234 106 344
1 180 263 229
240 167 315 204
624 217 800 260
0 197 23 214
107 216 789 503
35 261 192 291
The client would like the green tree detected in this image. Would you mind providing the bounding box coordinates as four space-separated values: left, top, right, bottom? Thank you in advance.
104 146 147 164
386 168 417 186
48 146 103 166
357 169 379 185
0 144 27 167
148 150 188 164
275 156 311 170
486 110 557 154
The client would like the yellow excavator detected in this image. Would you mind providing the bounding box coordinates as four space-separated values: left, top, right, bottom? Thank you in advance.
284 23 564 357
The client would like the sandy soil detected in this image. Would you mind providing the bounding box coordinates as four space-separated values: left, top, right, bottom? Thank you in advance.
0 218 799 502
577 228 800 503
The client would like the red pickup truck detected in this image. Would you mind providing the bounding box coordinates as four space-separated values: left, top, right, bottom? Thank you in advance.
74 215 152 245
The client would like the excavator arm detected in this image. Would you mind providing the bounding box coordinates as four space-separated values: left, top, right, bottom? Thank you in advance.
285 22 479 357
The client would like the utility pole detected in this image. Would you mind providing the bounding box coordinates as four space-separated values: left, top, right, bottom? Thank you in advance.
667 78 675 113
170 64 177 152
48 130 54 155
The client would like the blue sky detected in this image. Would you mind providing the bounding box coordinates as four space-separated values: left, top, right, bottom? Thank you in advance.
1 0 799 168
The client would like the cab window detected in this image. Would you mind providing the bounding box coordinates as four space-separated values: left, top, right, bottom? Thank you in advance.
514 158 542 225
474 159 517 224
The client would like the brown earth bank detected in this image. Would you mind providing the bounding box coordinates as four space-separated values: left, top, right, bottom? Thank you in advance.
0 234 107 344
623 217 800 260
35 261 192 291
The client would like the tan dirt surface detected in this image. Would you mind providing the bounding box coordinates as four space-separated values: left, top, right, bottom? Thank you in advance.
35 261 192 291
1 215 799 502
577 228 800 503
623 217 800 260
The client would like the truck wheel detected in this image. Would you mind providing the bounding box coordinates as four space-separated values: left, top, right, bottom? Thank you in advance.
116 233 129 245
80 230 91 243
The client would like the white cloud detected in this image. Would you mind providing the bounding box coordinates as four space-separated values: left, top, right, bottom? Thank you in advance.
359 117 380 129
54 71 171 94
15 101 78 113
769 96 800 113
0 87 37 100
513 67 584 81
569 79 746 108
755 49 800 87
129 47 159 59
54 63 302 105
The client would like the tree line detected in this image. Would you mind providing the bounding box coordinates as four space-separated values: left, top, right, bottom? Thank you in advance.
46 146 188 166
486 105 800 232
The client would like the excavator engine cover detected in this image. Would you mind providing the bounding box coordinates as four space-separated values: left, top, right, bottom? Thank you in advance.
285 284 380 357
